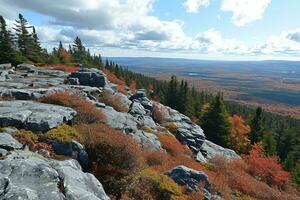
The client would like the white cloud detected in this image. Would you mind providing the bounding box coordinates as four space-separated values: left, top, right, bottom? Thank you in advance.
221 0 271 26
183 0 210 13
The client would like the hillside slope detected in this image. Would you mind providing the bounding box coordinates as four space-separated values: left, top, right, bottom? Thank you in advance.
0 64 298 200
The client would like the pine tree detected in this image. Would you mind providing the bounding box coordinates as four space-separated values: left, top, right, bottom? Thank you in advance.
201 93 232 147
292 161 300 189
72 36 85 63
262 133 277 156
166 75 179 110
14 14 32 59
249 107 264 144
0 16 18 64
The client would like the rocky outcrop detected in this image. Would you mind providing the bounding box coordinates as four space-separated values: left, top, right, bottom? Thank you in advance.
165 165 211 199
0 133 109 200
196 140 240 163
0 101 77 132
0 150 109 200
68 69 108 87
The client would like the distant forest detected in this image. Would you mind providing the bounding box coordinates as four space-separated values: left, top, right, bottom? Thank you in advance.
1 14 299 188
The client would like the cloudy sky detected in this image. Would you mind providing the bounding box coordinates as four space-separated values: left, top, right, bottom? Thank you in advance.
1 0 300 60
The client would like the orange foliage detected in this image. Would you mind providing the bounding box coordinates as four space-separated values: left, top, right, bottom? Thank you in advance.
40 92 105 124
206 157 298 200
229 115 251 153
100 91 129 112
157 134 192 157
102 68 126 86
129 80 137 93
44 64 80 72
78 123 145 196
244 144 290 188
58 49 72 63
116 85 128 95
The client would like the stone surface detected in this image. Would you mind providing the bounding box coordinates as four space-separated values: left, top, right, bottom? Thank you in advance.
196 140 240 162
0 101 77 132
165 165 211 199
51 140 89 170
0 150 109 200
68 69 107 88
0 132 23 150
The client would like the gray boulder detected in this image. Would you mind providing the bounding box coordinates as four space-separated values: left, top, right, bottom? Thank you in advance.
196 140 240 163
16 63 36 71
0 150 109 200
0 63 12 70
53 160 109 200
0 101 77 132
68 69 107 88
0 132 23 150
129 89 146 101
51 140 89 170
129 130 161 151
165 165 211 199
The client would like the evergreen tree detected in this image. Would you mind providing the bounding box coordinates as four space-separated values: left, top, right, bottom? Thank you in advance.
249 107 264 144
14 14 32 59
166 75 179 110
262 133 277 156
201 93 232 147
292 161 300 189
0 16 18 64
72 36 85 63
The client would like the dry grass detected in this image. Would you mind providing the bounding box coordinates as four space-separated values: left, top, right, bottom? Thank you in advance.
99 91 129 112
40 92 106 124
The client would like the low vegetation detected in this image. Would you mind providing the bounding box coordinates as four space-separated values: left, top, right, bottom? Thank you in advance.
40 92 106 124
99 91 129 112
42 124 80 142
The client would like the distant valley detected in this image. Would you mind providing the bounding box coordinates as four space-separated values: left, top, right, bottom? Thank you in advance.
111 57 300 118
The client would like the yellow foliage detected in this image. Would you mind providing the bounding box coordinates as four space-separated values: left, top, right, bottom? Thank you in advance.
12 129 38 144
43 124 80 142
137 169 182 197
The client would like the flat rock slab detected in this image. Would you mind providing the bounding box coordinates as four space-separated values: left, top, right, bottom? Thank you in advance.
0 132 23 150
0 101 77 132
0 150 109 200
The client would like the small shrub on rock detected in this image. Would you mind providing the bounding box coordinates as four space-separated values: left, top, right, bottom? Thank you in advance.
157 133 192 157
43 124 80 142
152 103 169 123
163 122 180 133
12 129 38 145
40 92 105 124
126 169 182 200
78 123 145 196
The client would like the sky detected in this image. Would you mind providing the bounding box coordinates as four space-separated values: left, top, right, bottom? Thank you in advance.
1 0 300 60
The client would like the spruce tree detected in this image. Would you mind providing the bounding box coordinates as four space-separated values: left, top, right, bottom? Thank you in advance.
14 14 32 59
0 16 17 64
249 107 264 144
201 93 232 147
166 75 179 110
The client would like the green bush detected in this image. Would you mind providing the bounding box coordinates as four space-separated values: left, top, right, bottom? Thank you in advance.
43 124 80 142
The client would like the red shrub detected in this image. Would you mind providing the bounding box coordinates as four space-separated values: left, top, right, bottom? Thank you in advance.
129 80 137 93
157 133 192 158
244 143 290 187
44 64 80 72
40 92 105 124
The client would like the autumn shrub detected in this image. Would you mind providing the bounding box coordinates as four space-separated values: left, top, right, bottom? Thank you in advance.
145 150 168 167
229 115 251 154
244 144 290 188
0 96 15 101
12 129 38 145
102 68 126 86
126 169 182 200
99 91 129 112
78 123 145 196
40 92 105 124
116 85 128 95
157 133 192 158
42 124 80 142
44 64 80 72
